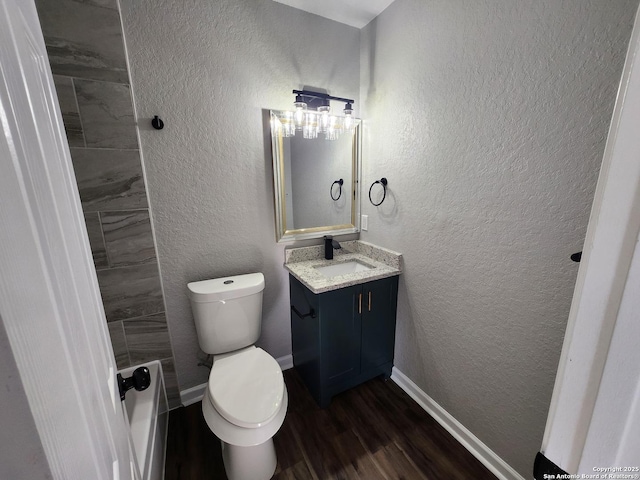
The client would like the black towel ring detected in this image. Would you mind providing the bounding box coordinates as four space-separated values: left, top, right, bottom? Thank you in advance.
331 179 344 201
369 178 388 206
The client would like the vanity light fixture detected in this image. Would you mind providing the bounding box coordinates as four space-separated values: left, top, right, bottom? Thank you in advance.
278 89 356 141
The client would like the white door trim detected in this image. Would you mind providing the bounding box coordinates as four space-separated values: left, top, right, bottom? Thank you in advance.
0 0 132 478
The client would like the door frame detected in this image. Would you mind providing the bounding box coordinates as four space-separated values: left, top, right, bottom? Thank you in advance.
0 0 132 478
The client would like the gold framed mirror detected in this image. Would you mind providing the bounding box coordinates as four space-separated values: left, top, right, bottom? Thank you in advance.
270 110 361 242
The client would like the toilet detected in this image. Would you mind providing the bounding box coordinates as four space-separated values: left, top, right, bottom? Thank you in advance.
187 272 287 480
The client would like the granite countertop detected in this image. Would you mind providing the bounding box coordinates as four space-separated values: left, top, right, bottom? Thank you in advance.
284 240 402 294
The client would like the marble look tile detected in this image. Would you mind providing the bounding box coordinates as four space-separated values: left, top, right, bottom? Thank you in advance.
123 313 173 364
74 80 138 149
53 75 84 147
84 212 108 269
35 0 128 83
97 263 163 321
70 148 148 212
160 358 182 410
101 210 156 267
107 321 130 369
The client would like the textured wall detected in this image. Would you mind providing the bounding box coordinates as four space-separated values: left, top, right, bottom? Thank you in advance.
359 0 638 476
35 0 180 407
119 0 360 390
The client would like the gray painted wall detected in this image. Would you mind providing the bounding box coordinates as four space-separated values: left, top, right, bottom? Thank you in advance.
111 0 633 474
119 0 360 390
359 0 638 476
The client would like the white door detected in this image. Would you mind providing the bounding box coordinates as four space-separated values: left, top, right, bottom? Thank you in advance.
539 3 640 474
0 0 133 479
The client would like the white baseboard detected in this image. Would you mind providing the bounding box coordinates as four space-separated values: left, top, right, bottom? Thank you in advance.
180 353 294 407
276 354 293 371
180 383 207 407
391 367 525 480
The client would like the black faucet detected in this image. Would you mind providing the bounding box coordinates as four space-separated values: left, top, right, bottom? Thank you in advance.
324 235 341 260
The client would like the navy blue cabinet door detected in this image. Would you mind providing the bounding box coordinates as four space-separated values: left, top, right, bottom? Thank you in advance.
319 285 361 386
361 276 398 372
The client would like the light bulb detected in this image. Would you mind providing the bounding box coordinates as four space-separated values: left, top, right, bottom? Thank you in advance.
344 114 353 130
321 112 330 131
294 105 306 128
343 102 353 131
294 95 307 129
318 103 330 133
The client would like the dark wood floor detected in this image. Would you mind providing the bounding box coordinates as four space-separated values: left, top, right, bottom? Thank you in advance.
165 368 497 479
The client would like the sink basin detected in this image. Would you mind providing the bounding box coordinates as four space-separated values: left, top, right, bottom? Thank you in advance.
314 260 373 278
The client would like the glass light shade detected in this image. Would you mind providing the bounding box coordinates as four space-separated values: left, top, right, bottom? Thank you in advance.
303 112 318 139
344 113 353 131
343 102 354 131
318 105 330 133
282 111 295 137
325 127 339 140
325 116 340 140
294 101 307 128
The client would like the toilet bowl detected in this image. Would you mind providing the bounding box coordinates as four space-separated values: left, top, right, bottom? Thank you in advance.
202 347 288 480
187 273 287 480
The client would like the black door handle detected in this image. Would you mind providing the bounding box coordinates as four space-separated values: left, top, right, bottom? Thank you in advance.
118 366 151 401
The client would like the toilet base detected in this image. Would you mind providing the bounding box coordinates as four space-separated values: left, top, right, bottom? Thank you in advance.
220 438 276 480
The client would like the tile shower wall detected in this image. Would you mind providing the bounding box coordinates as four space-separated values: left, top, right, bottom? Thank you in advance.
35 0 180 408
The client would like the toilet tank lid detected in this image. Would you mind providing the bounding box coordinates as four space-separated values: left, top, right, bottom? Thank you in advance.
187 273 265 302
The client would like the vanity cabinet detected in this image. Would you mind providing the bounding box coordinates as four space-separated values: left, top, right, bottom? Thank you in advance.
289 274 399 407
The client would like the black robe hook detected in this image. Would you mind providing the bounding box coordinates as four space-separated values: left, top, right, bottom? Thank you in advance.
151 115 164 130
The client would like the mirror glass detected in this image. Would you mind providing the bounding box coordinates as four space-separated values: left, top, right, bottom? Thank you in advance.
271 110 361 242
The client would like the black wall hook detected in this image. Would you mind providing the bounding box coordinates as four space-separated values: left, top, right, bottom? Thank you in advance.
151 115 164 130
369 177 388 206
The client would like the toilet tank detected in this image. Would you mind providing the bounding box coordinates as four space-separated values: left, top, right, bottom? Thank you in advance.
187 273 265 355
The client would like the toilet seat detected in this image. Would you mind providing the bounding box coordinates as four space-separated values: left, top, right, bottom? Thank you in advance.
208 347 284 429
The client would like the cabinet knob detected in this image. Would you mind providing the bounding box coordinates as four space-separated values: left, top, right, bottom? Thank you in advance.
368 291 372 311
358 293 362 314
